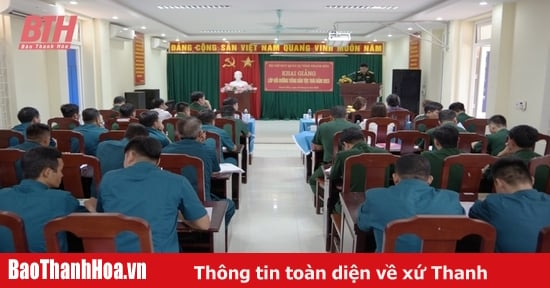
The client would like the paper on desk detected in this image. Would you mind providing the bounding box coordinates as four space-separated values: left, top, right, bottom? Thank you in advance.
219 163 245 174
206 207 213 220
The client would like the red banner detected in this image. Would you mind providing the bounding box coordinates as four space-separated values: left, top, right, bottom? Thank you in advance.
219 54 261 118
0 253 548 287
133 32 145 85
264 61 334 92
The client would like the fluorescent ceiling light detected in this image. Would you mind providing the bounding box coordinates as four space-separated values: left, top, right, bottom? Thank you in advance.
200 29 244 33
157 5 230 9
479 1 488 5
325 5 398 10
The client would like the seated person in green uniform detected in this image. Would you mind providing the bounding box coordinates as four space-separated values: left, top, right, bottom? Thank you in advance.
413 100 443 125
58 103 80 128
10 107 41 146
357 154 464 252
223 97 240 113
198 109 238 165
349 63 376 83
328 127 389 212
96 123 148 175
309 105 358 194
473 114 508 156
162 117 235 226
448 102 472 127
423 109 466 147
110 103 137 130
13 123 52 151
90 136 210 252
221 105 250 139
71 108 108 156
421 125 462 189
111 96 125 112
0 147 80 252
174 102 190 118
138 110 171 147
189 91 212 112
469 157 550 252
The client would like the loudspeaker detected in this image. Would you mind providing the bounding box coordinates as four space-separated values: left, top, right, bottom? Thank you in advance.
124 92 146 109
134 89 160 109
392 69 421 115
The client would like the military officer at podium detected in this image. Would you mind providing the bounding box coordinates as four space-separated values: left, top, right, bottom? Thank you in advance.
348 63 376 83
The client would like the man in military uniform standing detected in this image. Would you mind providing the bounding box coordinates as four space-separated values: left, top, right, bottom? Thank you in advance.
349 63 376 83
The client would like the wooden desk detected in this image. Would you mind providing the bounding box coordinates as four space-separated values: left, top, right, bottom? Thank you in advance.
239 138 248 184
339 192 376 253
212 169 240 210
177 201 227 253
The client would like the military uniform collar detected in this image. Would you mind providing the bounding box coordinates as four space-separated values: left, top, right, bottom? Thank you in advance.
18 179 49 191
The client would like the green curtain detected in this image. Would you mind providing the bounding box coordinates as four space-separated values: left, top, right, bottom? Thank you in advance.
167 54 220 109
259 54 382 119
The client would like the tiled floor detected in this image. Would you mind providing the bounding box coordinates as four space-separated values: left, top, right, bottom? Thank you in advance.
228 120 325 252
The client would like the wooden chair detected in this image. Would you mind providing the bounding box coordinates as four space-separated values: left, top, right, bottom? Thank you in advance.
44 213 153 252
414 118 439 132
214 118 238 144
61 153 102 199
205 131 222 162
329 153 399 252
365 117 399 144
528 155 550 194
385 131 429 154
135 109 148 117
464 118 488 135
382 215 496 252
214 118 248 184
98 109 120 120
99 131 126 142
51 130 85 153
0 149 25 188
215 110 243 119
0 130 24 148
162 117 181 142
47 117 80 130
458 133 488 153
536 226 550 252
104 117 139 130
318 116 333 126
190 109 200 117
537 133 550 155
388 110 415 130
348 111 370 123
314 109 331 125
440 153 498 201
0 211 29 252
159 153 206 201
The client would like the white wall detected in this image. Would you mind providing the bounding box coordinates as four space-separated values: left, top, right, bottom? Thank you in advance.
138 34 168 101
420 29 445 106
382 36 409 98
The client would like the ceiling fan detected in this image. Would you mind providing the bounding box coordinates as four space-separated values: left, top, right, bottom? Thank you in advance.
269 9 318 43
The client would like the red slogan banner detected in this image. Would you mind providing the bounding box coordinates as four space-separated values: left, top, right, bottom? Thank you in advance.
1 253 549 288
264 61 334 92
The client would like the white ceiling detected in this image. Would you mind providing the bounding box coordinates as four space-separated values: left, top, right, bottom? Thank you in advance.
7 0 517 42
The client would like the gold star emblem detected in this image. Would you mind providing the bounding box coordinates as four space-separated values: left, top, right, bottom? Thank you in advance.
241 56 254 68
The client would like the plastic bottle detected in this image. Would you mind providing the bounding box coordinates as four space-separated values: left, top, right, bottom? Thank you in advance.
307 108 312 119
243 108 249 122
405 115 412 130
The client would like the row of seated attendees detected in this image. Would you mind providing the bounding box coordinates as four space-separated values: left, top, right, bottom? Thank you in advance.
0 93 252 252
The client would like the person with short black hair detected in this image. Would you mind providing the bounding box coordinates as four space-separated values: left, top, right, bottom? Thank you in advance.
309 105 358 194
469 157 550 252
421 125 461 189
139 110 171 147
13 123 51 151
474 114 508 155
223 97 239 112
198 109 238 165
175 102 190 118
150 98 172 121
0 147 80 252
386 94 408 112
189 91 212 112
112 96 125 112
448 102 473 125
348 63 376 83
96 123 149 175
11 107 41 146
423 109 466 146
92 136 210 252
221 104 250 138
110 103 137 130
366 102 396 133
162 117 235 226
60 103 80 121
72 108 108 155
357 154 464 252
414 100 443 123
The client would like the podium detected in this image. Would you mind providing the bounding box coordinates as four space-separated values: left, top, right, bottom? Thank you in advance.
226 91 253 116
339 83 380 108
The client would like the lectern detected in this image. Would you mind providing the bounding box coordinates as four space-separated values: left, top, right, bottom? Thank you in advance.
226 91 253 116
339 83 380 108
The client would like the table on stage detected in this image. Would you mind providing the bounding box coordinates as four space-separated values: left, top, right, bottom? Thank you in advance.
299 118 315 133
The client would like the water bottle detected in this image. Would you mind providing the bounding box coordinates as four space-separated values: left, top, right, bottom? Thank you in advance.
405 115 412 130
307 108 312 119
242 108 249 122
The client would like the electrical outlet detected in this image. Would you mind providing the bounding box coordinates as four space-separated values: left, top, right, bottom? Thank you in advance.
515 100 527 111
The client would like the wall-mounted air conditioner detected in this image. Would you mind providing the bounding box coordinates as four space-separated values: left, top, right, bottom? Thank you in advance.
1 0 63 17
327 31 351 47
151 37 169 50
110 23 135 41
